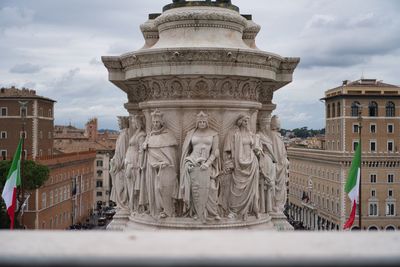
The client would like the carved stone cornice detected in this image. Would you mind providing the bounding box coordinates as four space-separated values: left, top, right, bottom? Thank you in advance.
124 76 274 104
103 48 296 75
101 56 122 70
154 9 248 32
279 57 301 74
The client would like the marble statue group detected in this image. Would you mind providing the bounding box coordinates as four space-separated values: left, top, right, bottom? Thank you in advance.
110 110 289 223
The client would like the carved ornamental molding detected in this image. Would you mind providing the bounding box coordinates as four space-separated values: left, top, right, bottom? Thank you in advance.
125 76 275 104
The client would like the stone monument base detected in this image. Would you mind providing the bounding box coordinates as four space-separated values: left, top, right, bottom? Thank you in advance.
116 213 281 231
106 209 130 230
270 212 294 231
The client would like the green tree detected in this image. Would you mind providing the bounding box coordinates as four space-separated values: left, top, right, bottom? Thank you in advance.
0 160 49 228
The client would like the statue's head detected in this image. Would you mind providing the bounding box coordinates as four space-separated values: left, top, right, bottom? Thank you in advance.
271 115 281 130
118 116 129 130
151 109 164 130
131 114 145 130
258 113 271 130
236 114 251 129
196 111 209 129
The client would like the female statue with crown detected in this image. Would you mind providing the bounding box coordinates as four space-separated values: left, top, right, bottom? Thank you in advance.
142 109 178 218
179 111 221 222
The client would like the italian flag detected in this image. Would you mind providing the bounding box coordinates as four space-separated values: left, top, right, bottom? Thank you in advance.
343 142 361 230
1 139 22 229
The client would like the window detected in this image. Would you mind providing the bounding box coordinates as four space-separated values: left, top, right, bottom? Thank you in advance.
388 189 393 197
370 174 377 183
41 192 46 209
387 124 394 133
369 101 378 117
388 174 394 183
97 170 103 177
39 149 43 157
20 107 27 117
351 101 360 117
369 203 378 216
0 131 7 139
96 180 103 188
353 124 359 133
48 132 52 139
327 104 331 118
20 131 27 139
0 107 7 116
387 141 394 152
370 124 376 133
50 191 53 206
332 103 336 117
55 189 58 203
353 141 359 151
96 191 103 197
386 203 395 216
48 109 52 117
337 102 341 116
370 141 376 152
0 150 7 160
371 189 376 197
96 160 103 167
386 101 395 117
39 131 43 139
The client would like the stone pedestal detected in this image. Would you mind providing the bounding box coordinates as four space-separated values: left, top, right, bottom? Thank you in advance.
103 1 298 231
106 209 130 231
270 212 294 231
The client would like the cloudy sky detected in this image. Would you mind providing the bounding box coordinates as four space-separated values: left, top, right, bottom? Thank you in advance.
1 0 399 130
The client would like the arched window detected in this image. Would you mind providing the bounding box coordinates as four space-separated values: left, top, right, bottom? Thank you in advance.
369 101 378 117
327 104 331 118
351 101 360 116
332 103 336 117
386 101 395 117
337 102 341 116
385 225 396 231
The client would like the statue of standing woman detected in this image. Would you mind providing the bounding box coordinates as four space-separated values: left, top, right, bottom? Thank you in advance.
142 109 178 218
124 114 146 213
224 114 260 220
269 115 289 213
110 116 130 211
180 111 221 222
256 113 276 214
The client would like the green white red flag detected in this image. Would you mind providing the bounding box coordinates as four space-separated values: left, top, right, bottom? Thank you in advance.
343 142 361 230
1 139 22 229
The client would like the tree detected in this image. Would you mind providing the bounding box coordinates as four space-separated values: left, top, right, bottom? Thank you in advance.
0 160 49 228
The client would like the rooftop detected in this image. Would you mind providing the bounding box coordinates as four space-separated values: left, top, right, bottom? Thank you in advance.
0 86 56 102
324 79 400 99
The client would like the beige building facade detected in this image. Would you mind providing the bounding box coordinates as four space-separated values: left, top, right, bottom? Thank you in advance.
23 151 96 229
288 79 400 231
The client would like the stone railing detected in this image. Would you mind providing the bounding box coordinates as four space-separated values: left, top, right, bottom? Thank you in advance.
1 231 399 266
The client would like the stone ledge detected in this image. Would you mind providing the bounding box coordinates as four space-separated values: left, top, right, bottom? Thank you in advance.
0 231 399 266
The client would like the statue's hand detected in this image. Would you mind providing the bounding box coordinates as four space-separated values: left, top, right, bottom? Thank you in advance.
159 162 168 169
200 163 209 170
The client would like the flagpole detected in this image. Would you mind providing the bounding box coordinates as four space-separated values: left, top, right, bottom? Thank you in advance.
358 107 362 230
18 100 28 229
